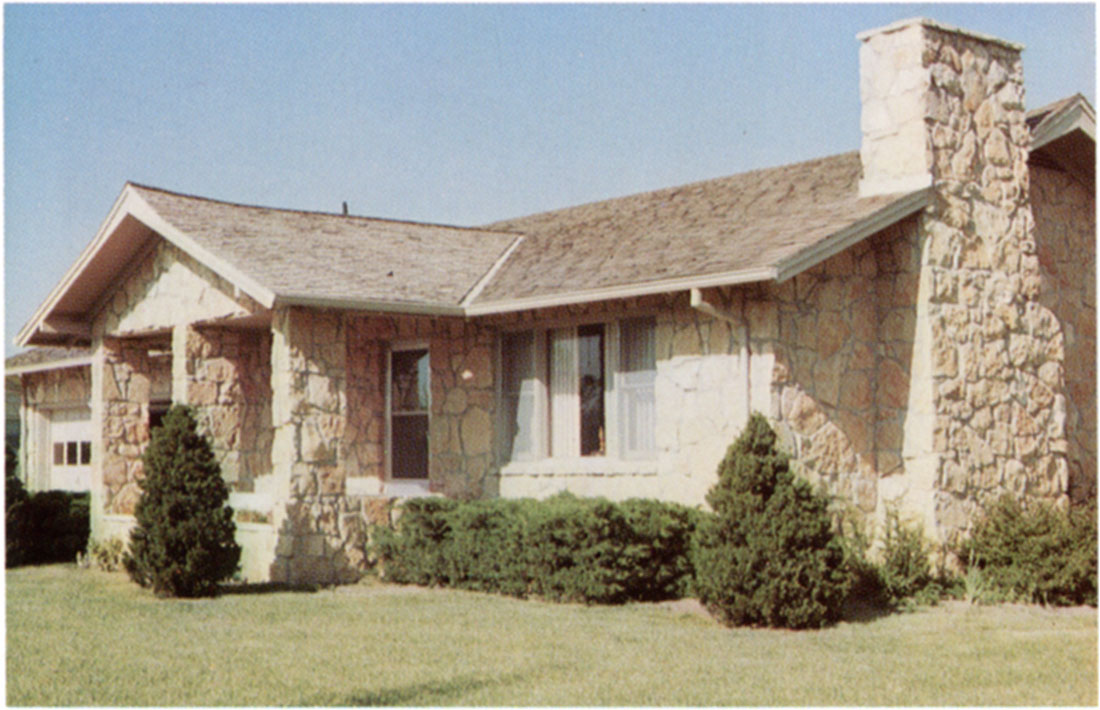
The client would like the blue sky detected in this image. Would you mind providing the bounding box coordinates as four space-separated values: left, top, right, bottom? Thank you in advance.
4 3 1095 352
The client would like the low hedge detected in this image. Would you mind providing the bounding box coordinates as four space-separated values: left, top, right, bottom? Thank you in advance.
958 494 1097 606
372 493 699 604
6 491 90 568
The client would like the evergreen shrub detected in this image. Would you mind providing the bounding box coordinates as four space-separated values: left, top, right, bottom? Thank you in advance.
959 494 1097 606
372 493 698 604
691 414 849 628
124 405 240 597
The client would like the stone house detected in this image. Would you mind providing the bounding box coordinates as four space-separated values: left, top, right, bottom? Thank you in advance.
11 18 1095 584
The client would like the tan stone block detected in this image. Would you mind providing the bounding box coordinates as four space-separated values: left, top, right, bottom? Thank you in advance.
188 380 219 406
785 390 827 435
807 423 856 475
460 406 492 456
816 312 850 359
671 323 702 356
839 372 873 412
877 359 909 410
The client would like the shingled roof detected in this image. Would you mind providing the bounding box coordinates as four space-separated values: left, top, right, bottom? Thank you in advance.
130 184 521 310
470 152 920 309
16 94 1093 348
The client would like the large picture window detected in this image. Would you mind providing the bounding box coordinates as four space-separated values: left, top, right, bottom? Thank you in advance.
501 317 656 462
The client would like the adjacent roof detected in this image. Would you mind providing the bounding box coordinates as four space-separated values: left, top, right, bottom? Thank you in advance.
1027 94 1095 188
5 347 92 375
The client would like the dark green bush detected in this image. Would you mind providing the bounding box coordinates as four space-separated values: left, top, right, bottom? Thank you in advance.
6 490 90 567
124 405 240 597
372 496 459 586
959 494 1097 606
691 414 849 629
440 498 531 596
372 493 698 604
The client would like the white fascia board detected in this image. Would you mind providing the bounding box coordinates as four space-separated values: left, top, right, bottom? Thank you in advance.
6 356 94 376
1031 99 1096 151
126 189 278 309
464 266 777 316
773 188 932 283
459 235 526 308
273 293 466 317
15 187 136 348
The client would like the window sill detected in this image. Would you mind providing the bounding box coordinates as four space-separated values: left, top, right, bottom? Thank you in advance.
383 479 434 498
499 457 658 477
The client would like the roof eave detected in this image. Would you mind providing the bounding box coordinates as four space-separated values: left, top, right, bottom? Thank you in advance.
773 188 932 282
468 189 932 315
464 267 779 316
273 293 466 317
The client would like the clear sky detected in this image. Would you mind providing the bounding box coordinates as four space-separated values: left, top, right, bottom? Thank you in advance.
4 3 1095 352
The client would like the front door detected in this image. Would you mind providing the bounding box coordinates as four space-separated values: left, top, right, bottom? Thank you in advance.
390 347 429 480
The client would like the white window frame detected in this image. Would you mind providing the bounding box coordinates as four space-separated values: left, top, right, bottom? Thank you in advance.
498 316 657 470
385 341 432 497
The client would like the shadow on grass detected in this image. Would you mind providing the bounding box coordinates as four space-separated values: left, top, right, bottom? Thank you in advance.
218 581 322 595
840 596 898 624
298 670 539 706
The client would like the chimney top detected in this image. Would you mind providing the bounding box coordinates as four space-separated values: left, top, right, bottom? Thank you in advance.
857 17 1024 52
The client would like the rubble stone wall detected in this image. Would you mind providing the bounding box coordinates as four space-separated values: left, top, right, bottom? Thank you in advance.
1032 164 1097 502
99 337 171 515
763 219 923 518
267 307 497 584
182 325 273 494
23 366 91 408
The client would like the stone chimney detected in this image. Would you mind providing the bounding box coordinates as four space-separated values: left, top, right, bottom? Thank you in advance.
858 17 1027 198
857 19 1069 541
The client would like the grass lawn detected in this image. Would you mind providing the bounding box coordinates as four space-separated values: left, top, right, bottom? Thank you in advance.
7 564 1097 706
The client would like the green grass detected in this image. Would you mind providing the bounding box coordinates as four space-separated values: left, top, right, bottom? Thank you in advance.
7 564 1097 706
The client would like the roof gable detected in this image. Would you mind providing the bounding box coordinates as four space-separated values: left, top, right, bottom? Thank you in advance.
17 184 522 346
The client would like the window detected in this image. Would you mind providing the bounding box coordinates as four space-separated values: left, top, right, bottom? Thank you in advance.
149 401 172 432
390 348 430 480
501 317 656 462
52 440 92 467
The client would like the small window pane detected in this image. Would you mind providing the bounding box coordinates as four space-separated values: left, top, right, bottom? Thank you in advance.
578 324 605 456
66 441 79 466
392 349 429 412
80 441 92 465
53 442 65 466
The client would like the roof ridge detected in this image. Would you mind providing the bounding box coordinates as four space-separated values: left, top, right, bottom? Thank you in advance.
126 181 524 236
483 150 862 229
